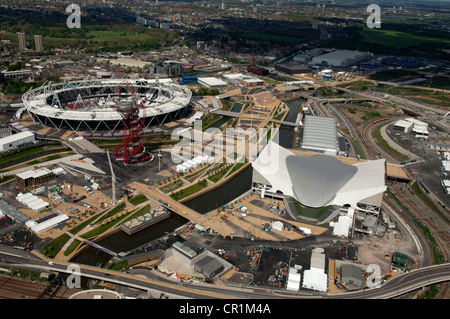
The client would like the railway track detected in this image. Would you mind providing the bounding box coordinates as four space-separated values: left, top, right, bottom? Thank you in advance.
361 119 405 164
390 183 450 261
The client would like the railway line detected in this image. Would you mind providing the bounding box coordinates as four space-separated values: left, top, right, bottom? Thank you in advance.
361 118 405 164
389 183 450 261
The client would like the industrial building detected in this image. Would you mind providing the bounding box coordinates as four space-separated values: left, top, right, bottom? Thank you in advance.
312 50 370 68
393 118 429 138
340 264 364 288
15 167 56 189
252 141 387 209
157 241 231 280
194 255 224 278
392 252 408 269
240 77 264 87
301 115 338 155
247 65 269 76
274 62 312 75
0 200 29 223
0 131 35 153
198 77 228 90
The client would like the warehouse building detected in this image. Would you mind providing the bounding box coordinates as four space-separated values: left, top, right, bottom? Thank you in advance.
312 50 370 68
340 264 364 288
301 115 338 155
393 118 429 138
275 62 312 75
15 192 50 212
198 77 228 90
0 131 35 153
393 119 413 133
194 255 224 278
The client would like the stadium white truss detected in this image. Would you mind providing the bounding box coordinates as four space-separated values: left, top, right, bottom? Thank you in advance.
22 77 192 133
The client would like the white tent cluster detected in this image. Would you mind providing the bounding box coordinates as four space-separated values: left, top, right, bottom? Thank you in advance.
16 192 49 212
442 151 450 173
286 265 302 292
176 155 214 173
331 207 355 237
302 248 328 292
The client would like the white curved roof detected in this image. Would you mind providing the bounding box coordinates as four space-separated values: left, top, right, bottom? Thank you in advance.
252 141 386 208
22 78 191 121
286 154 357 208
301 115 337 154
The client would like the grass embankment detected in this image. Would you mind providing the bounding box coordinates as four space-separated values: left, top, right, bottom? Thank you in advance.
372 124 409 162
170 180 209 201
63 204 151 256
40 203 126 258
410 182 449 224
128 194 148 206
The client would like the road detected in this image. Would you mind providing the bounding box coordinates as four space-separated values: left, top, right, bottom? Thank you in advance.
0 245 449 299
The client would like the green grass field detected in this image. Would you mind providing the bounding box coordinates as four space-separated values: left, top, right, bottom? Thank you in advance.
357 29 450 49
0 24 177 51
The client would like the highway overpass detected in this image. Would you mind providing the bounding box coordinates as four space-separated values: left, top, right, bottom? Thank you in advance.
5 250 449 300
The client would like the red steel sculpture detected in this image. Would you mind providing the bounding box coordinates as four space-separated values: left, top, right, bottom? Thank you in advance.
112 82 152 165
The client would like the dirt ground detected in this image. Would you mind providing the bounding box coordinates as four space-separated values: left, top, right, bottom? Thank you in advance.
194 193 329 241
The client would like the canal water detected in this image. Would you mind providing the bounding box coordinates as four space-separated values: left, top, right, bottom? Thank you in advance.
70 98 303 267
275 98 303 149
70 212 188 267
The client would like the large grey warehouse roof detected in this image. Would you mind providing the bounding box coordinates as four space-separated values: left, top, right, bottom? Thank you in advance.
195 256 224 278
301 115 337 154
286 154 357 208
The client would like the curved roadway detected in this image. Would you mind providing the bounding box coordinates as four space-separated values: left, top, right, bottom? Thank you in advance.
0 246 448 299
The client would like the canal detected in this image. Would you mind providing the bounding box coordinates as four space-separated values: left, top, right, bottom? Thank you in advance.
275 98 303 149
70 98 303 267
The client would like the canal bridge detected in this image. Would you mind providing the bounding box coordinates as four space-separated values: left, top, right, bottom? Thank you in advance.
130 183 204 224
211 109 241 118
84 239 118 257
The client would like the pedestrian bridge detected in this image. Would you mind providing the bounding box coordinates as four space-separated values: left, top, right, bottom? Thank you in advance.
211 109 241 118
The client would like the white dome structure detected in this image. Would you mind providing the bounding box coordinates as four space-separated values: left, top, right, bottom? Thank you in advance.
252 141 387 209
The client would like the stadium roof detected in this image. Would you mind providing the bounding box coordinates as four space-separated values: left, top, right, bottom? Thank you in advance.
286 154 357 208
252 141 387 208
301 115 337 154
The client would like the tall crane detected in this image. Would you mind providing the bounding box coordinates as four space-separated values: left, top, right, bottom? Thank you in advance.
107 150 117 205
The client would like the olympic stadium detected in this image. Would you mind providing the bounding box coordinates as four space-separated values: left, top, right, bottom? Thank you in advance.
22 78 192 133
